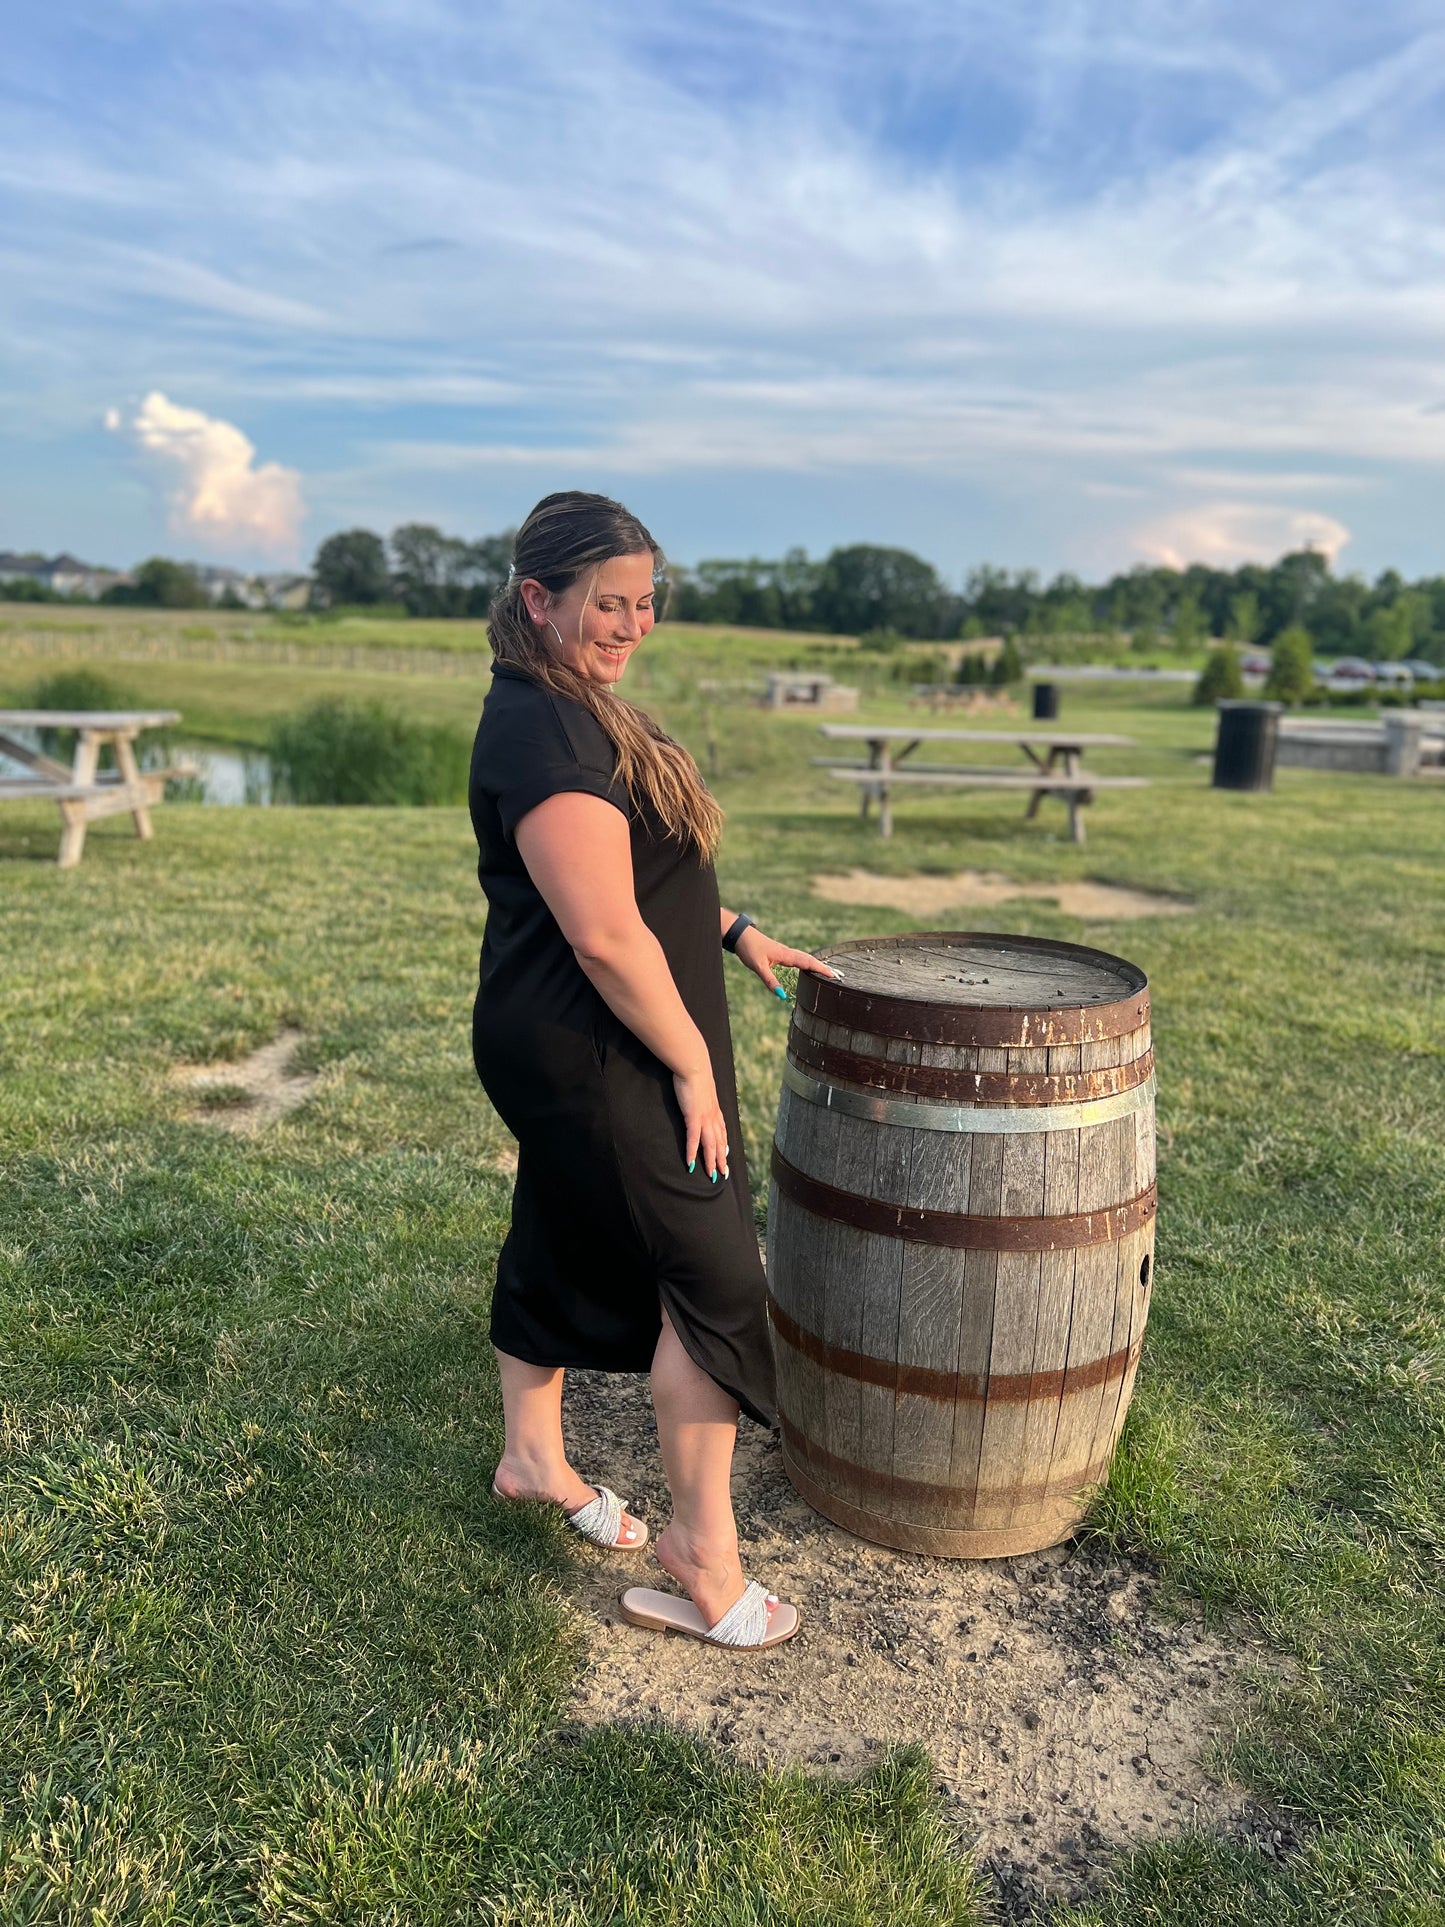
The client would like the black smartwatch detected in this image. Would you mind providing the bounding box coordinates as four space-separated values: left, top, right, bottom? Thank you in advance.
721 912 756 953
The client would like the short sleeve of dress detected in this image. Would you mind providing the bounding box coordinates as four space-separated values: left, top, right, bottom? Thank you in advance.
488 678 631 842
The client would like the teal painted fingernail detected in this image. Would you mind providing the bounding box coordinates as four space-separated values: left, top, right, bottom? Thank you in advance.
774 986 789 1001
710 1171 718 1183
688 1160 695 1172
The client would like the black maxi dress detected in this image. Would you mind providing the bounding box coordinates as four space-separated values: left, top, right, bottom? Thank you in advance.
469 660 776 1428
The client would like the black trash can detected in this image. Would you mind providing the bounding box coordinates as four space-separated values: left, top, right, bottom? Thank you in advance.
1213 700 1283 791
1032 681 1060 721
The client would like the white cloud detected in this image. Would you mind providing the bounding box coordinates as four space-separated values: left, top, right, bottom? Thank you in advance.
1131 503 1352 569
115 392 305 559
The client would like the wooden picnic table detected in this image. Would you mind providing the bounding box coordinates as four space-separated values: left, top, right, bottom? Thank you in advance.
0 709 194 867
814 723 1146 843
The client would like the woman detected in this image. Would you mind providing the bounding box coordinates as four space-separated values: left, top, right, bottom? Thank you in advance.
471 490 837 1651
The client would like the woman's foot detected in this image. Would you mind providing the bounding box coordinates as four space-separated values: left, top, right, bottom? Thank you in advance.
492 1455 645 1544
654 1522 787 1635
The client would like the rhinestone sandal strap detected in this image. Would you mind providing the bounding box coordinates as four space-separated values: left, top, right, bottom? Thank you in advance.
706 1579 771 1647
566 1484 624 1547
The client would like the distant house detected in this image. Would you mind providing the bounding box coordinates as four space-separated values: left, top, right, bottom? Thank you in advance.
44 553 103 595
194 565 253 605
0 550 128 597
192 566 313 610
252 573 312 611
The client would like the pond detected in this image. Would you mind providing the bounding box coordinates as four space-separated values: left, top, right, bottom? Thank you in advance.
0 729 273 805
160 742 274 805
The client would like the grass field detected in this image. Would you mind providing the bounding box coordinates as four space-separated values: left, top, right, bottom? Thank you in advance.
1 612 1442 1923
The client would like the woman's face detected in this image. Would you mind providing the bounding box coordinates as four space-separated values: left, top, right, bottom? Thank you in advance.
522 549 657 687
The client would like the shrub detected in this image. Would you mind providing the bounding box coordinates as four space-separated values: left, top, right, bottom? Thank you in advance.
1193 644 1244 706
25 669 137 763
269 700 470 806
857 627 904 653
1264 626 1315 704
101 557 209 608
990 638 1024 686
889 651 946 684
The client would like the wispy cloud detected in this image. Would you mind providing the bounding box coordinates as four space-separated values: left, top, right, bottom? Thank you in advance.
3 0 1443 572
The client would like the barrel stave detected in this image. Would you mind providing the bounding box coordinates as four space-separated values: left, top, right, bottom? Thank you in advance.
855 1115 911 1515
971 1128 1050 1533
1090 1217 1152 1472
973 1248 1044 1534
891 1261 963 1518
888 1130 970 1522
772 1086 836 1463
1040 1111 1130 1517
948 1133 1004 1520
1014 1243 1083 1536
823 1109 880 1500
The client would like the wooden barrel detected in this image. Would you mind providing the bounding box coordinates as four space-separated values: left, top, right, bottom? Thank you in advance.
767 932 1155 1559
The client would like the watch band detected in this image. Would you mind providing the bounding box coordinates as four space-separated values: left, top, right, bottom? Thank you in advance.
722 912 755 953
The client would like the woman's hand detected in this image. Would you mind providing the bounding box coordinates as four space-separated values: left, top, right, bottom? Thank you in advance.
734 926 843 1000
673 1063 730 1182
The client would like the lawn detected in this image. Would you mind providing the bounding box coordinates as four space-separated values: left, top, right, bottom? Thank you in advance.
1 620 1442 1923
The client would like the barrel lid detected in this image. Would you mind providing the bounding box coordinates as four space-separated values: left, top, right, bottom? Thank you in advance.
801 932 1149 1047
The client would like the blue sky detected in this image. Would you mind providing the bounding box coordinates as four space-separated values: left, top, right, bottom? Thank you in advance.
3 0 1443 582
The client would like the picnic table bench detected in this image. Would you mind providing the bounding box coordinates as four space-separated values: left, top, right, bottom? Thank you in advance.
908 684 1018 716
814 723 1147 843
0 710 196 867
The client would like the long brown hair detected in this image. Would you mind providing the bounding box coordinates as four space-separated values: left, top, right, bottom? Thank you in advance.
488 491 723 857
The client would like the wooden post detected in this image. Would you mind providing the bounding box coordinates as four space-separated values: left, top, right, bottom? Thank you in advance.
112 729 154 841
57 730 101 868
1023 742 1053 821
861 740 881 821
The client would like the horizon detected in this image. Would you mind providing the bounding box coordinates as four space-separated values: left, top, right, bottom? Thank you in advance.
4 3 1443 581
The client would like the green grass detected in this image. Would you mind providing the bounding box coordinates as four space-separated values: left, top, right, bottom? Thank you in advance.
1 623 1442 1921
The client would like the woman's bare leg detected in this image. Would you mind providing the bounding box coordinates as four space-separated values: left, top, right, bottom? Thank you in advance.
650 1307 783 1631
491 1348 642 1541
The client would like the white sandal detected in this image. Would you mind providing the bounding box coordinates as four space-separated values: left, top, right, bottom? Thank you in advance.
619 1579 800 1649
491 1479 648 1551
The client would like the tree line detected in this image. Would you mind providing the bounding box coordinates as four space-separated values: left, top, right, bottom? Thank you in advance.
312 526 1445 662
8 522 1442 664
665 544 1445 662
310 526 513 618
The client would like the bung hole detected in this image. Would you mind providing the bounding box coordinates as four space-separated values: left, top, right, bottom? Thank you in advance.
1140 1253 1152 1290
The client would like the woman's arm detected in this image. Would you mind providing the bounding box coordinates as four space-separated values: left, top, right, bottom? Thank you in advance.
516 791 729 1180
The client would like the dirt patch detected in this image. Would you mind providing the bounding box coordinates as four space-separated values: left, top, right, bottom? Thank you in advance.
811 868 1193 922
555 1370 1264 1908
170 1028 319 1133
